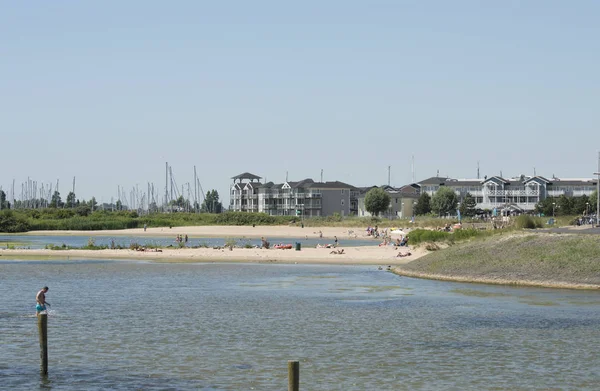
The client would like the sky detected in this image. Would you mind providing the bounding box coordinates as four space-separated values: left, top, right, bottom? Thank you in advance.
1 1 599 206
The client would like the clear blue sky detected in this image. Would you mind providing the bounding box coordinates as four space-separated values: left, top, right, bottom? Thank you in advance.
1 1 599 205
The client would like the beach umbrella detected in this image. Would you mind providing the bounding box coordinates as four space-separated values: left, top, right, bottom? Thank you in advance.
390 229 406 236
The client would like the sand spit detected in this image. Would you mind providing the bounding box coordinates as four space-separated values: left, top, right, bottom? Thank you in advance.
19 225 374 240
0 245 424 265
392 269 600 290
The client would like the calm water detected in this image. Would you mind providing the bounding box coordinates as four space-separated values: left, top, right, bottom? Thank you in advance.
1 259 599 390
0 235 376 249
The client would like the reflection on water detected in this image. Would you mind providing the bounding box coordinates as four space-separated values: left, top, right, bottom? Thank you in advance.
1 260 599 390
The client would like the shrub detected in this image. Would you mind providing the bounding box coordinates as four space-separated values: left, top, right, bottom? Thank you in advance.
453 228 480 241
515 215 543 229
408 229 450 244
0 210 30 233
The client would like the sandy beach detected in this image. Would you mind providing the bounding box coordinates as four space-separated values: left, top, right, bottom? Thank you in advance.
0 245 424 265
2 225 423 265
21 225 384 240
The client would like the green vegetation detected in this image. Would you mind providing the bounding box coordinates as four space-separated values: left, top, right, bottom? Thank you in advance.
430 187 458 216
535 192 597 216
364 188 391 217
514 215 544 229
407 228 485 245
459 193 477 218
400 233 600 286
0 209 304 233
414 192 431 215
0 210 30 233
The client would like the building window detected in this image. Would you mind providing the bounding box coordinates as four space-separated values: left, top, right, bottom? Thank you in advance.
395 198 398 204
341 189 345 195
341 199 345 206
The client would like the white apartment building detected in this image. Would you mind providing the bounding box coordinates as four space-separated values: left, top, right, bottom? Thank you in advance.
418 175 597 212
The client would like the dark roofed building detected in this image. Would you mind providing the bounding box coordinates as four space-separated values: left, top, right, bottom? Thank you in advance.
416 173 596 212
230 174 357 217
231 172 262 183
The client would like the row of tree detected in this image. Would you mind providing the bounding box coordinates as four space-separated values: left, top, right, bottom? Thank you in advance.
365 186 599 218
534 192 598 216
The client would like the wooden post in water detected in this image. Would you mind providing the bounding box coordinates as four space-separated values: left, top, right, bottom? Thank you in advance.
288 360 299 391
38 313 48 375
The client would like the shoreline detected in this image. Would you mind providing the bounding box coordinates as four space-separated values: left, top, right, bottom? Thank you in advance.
4 226 599 290
0 245 422 265
391 268 600 290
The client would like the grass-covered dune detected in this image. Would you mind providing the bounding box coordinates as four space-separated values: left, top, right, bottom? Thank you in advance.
395 233 600 289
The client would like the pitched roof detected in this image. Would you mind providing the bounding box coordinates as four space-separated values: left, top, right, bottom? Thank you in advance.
418 177 449 185
523 176 551 184
443 179 482 186
548 179 597 186
231 172 262 180
309 181 358 190
482 176 510 185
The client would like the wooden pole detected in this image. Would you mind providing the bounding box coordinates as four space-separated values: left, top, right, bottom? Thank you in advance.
38 313 48 375
288 360 299 391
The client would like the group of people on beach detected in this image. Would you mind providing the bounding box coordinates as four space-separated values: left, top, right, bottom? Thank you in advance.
175 234 188 244
366 225 380 237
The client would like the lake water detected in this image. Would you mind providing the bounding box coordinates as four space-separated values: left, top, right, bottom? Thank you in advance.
1 259 599 390
0 235 376 249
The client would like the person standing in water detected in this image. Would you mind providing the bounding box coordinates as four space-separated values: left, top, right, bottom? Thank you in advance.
36 286 50 314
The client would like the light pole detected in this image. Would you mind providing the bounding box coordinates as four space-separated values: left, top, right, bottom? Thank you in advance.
586 202 590 217
552 202 556 218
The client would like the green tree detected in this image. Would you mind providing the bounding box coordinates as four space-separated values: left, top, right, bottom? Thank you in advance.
0 190 6 209
556 195 573 216
535 198 554 216
0 210 30 233
572 195 589 215
590 190 598 214
115 199 123 211
75 204 91 216
170 195 191 210
149 202 159 213
414 192 431 215
66 192 76 208
50 191 63 208
88 197 98 211
431 187 458 216
460 192 477 217
201 190 223 213
364 188 391 217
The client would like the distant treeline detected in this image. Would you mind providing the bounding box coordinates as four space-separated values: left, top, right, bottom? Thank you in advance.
0 209 303 232
0 209 386 233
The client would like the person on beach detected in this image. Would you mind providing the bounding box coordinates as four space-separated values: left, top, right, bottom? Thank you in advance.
36 286 50 314
261 237 270 249
334 236 338 247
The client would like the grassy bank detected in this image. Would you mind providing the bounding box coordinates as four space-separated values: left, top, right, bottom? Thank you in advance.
0 209 476 232
397 233 600 288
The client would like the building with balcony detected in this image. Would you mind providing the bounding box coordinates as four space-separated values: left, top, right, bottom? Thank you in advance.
229 172 357 217
356 185 419 218
417 175 597 213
